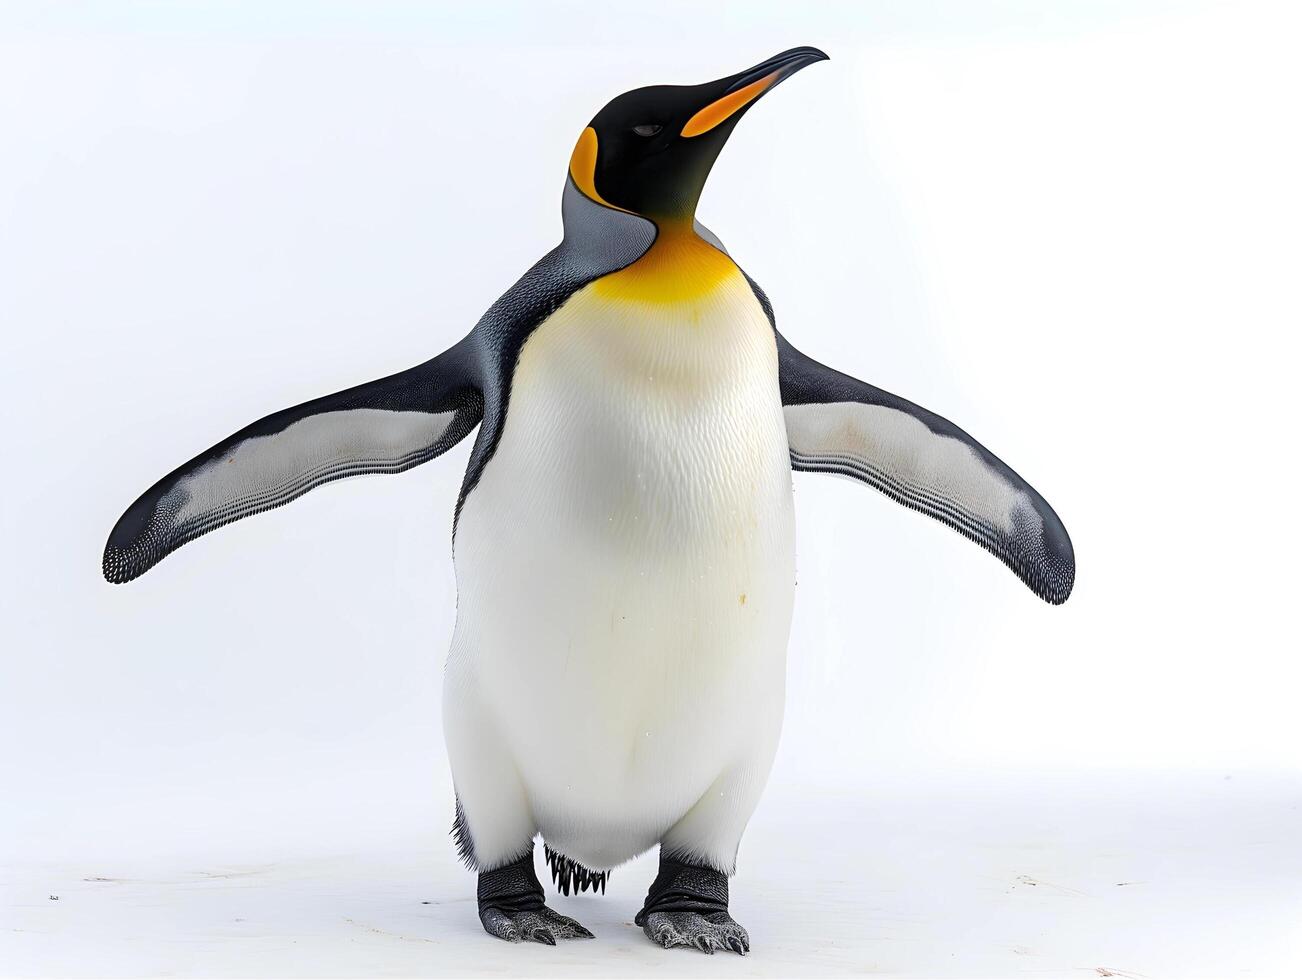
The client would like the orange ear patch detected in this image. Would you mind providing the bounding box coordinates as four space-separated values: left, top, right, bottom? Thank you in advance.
568 127 631 212
681 72 778 138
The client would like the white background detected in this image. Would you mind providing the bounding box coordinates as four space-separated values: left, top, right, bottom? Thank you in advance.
2 1 1300 976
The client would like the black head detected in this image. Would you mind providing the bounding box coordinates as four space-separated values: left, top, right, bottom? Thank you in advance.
569 47 828 222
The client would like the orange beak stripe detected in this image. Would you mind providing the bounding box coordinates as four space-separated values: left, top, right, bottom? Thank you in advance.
568 126 632 213
680 72 779 138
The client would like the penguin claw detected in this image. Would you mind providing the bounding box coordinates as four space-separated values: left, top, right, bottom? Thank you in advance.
480 905 593 945
640 910 749 955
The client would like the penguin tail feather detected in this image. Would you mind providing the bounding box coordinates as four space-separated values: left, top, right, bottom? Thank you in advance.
450 799 478 870
543 844 609 896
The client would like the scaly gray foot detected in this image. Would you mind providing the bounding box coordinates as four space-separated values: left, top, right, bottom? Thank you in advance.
481 904 594 945
476 847 594 945
635 853 747 954
642 909 749 955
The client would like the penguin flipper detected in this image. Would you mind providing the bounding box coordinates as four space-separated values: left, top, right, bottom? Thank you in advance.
103 339 482 584
776 332 1074 604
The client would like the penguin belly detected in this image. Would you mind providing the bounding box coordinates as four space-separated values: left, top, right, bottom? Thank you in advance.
445 266 795 873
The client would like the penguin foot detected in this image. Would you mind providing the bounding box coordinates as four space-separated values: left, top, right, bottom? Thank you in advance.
635 852 747 954
476 847 594 945
481 905 594 945
641 909 749 955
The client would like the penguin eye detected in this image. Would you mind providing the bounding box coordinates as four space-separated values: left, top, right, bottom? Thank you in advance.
632 124 662 138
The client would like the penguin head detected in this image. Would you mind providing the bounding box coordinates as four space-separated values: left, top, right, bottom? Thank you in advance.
569 46 828 223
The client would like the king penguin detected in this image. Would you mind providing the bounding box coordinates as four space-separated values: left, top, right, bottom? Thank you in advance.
103 47 1075 954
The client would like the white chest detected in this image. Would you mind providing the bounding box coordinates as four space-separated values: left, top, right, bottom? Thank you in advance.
449 269 796 842
491 274 790 545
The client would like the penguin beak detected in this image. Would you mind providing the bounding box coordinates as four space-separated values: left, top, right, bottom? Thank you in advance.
680 46 829 139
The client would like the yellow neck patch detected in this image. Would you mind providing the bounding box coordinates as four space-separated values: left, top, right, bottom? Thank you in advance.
567 126 738 304
593 222 737 305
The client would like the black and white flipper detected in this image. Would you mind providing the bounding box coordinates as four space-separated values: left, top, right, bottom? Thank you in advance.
103 339 483 584
102 179 662 589
776 333 1075 604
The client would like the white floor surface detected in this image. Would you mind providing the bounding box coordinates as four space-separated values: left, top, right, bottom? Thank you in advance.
4 771 1298 978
